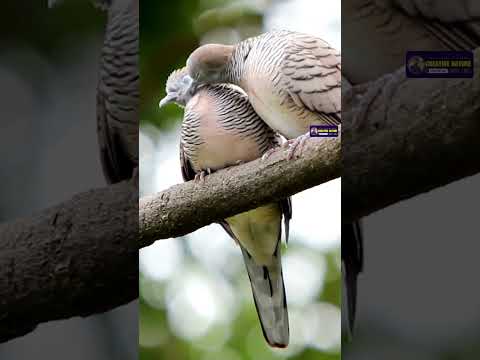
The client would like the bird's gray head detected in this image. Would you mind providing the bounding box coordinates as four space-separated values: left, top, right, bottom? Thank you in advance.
159 68 196 108
186 44 234 88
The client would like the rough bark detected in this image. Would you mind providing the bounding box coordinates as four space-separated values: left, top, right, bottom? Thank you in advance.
0 180 138 343
139 136 341 247
342 47 480 222
141 48 480 242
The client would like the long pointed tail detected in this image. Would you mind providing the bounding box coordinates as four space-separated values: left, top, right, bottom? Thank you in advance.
342 221 363 336
241 246 289 348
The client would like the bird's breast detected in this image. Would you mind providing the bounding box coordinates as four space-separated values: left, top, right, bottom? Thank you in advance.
192 116 263 171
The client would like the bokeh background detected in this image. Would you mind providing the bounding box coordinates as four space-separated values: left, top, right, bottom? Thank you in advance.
139 1 341 360
0 2 136 359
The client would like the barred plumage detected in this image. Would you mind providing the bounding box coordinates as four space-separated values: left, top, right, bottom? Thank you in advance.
343 0 480 83
187 30 341 139
97 0 139 184
184 30 344 338
160 68 292 348
179 83 279 172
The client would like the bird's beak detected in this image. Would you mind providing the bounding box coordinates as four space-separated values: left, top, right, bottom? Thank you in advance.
159 94 176 108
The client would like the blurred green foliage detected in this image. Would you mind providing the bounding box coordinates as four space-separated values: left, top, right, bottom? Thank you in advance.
140 0 265 131
140 0 201 130
140 245 342 360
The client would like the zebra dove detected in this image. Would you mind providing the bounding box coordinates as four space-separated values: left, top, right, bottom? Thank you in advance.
184 31 351 333
160 68 293 348
184 30 341 158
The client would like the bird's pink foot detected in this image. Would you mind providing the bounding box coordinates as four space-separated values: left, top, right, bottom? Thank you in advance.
285 133 309 160
261 147 279 161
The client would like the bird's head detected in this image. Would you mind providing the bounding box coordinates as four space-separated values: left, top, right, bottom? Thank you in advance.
186 44 234 89
159 67 196 108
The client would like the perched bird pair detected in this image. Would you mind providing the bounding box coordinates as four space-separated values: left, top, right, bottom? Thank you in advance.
160 30 347 346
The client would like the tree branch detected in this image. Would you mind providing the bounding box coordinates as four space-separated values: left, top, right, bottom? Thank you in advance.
2 49 479 344
141 48 480 241
139 136 341 247
0 180 138 343
342 47 480 222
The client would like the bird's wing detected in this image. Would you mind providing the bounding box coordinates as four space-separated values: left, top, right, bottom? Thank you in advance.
95 0 139 184
281 33 341 123
342 221 364 336
391 0 480 22
96 91 135 184
401 0 480 51
179 141 196 182
344 0 480 85
421 20 480 50
343 1 480 85
389 0 480 47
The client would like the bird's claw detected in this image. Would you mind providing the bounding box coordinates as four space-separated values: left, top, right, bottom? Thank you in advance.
194 168 212 183
261 148 278 161
193 173 202 183
285 133 309 160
